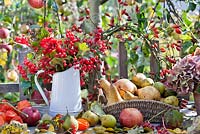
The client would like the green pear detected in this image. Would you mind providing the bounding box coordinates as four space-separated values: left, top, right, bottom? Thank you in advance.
163 96 179 106
82 111 99 126
153 82 166 95
62 115 78 131
100 114 116 128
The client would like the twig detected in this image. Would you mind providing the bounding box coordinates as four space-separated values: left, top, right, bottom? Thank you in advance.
53 0 63 38
0 102 29 118
100 0 109 5
148 109 168 122
162 116 167 129
147 0 161 29
43 0 47 28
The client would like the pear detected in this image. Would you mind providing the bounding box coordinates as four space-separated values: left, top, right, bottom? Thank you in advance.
100 114 116 128
141 78 154 87
163 96 179 106
62 114 78 131
82 110 99 126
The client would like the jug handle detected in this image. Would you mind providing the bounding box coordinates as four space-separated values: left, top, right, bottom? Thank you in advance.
34 70 49 106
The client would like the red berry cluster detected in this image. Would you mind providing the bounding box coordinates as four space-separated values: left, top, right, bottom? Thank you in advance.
172 24 182 34
167 42 182 51
16 26 108 87
15 35 30 46
17 65 28 80
150 25 159 38
142 121 170 134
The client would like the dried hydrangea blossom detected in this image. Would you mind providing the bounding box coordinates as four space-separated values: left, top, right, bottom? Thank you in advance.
165 48 200 95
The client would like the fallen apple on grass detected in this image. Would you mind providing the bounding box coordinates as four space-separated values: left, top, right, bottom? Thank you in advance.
20 107 41 126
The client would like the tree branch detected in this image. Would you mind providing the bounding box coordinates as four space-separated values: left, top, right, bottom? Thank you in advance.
100 0 109 5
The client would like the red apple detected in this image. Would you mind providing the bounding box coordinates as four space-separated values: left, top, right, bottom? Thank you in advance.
119 108 143 128
20 24 29 34
28 0 44 9
0 44 12 54
21 107 41 126
0 28 9 39
31 89 50 104
7 70 18 82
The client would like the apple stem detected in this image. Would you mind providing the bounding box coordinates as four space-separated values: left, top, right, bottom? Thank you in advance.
0 102 29 118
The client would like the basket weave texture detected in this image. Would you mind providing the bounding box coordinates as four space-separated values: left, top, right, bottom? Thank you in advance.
103 100 179 123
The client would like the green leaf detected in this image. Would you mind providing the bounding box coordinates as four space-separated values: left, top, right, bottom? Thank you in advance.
105 56 118 68
81 89 88 99
37 28 50 39
194 21 200 29
90 101 105 116
182 12 192 26
140 3 147 12
156 11 162 18
27 53 34 60
180 34 192 41
129 51 139 64
137 65 144 73
21 81 31 89
188 45 198 54
182 41 193 55
136 0 143 3
187 2 196 12
78 42 89 52
142 44 150 57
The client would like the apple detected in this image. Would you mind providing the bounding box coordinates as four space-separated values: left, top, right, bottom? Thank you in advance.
28 0 44 9
119 108 143 128
0 44 12 54
31 89 50 104
0 28 9 39
7 70 18 82
20 107 41 126
20 24 29 34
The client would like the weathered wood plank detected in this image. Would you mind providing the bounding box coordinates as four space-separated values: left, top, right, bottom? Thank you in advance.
0 83 19 93
119 42 128 78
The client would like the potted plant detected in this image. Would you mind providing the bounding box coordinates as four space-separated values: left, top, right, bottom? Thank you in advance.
15 26 109 115
165 47 200 114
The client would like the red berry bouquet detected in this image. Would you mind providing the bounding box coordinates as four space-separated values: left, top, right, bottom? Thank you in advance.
15 26 109 97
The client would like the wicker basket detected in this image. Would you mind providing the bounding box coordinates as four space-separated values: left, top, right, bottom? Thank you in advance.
103 100 179 123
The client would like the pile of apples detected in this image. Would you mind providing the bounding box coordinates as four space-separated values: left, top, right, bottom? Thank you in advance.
0 99 41 127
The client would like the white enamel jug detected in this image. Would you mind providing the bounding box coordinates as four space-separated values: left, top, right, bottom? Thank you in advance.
35 66 82 116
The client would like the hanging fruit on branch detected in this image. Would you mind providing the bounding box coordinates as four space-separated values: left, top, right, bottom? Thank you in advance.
28 0 44 9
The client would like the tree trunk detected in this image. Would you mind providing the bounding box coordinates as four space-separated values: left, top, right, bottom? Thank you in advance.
70 0 79 25
119 42 128 78
88 0 101 93
88 0 101 28
150 40 160 81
